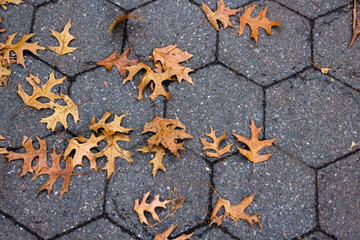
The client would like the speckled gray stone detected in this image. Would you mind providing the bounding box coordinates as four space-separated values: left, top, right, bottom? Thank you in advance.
124 0 216 70
219 0 310 86
276 0 351 19
266 69 359 167
59 218 136 240
32 0 124 76
318 153 360 239
314 4 360 90
106 149 210 239
213 149 315 239
302 231 332 240
0 57 68 148
108 0 153 10
0 134 105 239
27 0 50 6
167 64 263 156
0 216 37 240
192 226 236 239
192 0 250 9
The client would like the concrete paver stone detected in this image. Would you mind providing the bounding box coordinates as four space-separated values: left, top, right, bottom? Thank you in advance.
302 231 332 240
108 0 154 10
0 216 37 240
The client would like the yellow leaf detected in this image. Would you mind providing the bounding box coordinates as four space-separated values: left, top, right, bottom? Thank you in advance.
0 0 23 10
48 19 77 55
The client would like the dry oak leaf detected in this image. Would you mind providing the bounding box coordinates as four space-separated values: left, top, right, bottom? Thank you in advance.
96 48 138 77
238 4 281 43
32 147 73 198
138 144 166 178
48 19 77 55
151 45 194 84
17 71 66 110
200 126 233 159
142 116 193 158
39 94 79 131
1 32 45 66
0 0 22 10
210 193 262 228
0 134 8 154
0 17 7 33
63 133 105 171
201 0 239 31
90 112 133 178
0 55 11 86
233 119 275 163
124 62 174 101
154 224 194 240
6 136 48 178
134 191 170 225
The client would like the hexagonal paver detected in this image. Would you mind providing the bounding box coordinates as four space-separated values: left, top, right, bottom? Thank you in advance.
213 150 315 239
192 0 250 9
124 0 216 70
0 57 68 148
0 134 105 239
219 0 311 86
276 0 351 19
266 69 360 167
192 226 237 239
0 2 33 42
70 67 164 145
0 215 37 240
106 149 210 239
314 4 360 90
109 0 154 10
59 218 136 239
318 153 360 239
27 0 50 6
33 0 124 76
167 64 263 156
302 231 332 240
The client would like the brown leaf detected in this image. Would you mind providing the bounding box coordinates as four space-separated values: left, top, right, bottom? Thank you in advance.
17 71 66 110
349 0 360 47
138 144 166 178
134 191 170 225
32 147 73 198
90 111 133 136
124 62 174 101
2 32 45 66
108 14 133 34
142 116 193 157
200 126 233 159
233 119 275 164
210 193 262 228
96 48 138 77
48 19 77 55
0 55 11 86
201 0 239 31
151 45 194 84
39 94 79 131
0 0 23 10
154 224 193 240
6 136 47 178
0 134 8 154
238 4 281 43
0 17 7 33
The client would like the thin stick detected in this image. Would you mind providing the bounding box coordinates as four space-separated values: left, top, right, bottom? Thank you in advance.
130 44 145 64
172 32 180 45
218 156 224 169
248 163 254 182
177 106 188 120
349 0 360 47
153 102 158 117
77 98 92 107
144 33 156 50
53 55 61 68
55 129 71 142
310 0 320 8
146 210 175 228
11 104 27 118
199 19 209 28
308 61 321 69
207 182 221 198
118 209 134 217
148 224 158 235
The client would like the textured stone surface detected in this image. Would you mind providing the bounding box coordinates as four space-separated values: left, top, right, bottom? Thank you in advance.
302 231 332 240
314 4 360 90
106 149 210 239
59 218 136 240
193 0 250 9
219 0 310 85
318 153 360 239
266 69 359 167
167 64 263 156
276 0 351 19
0 216 37 240
27 0 50 6
108 0 154 10
0 134 105 239
33 0 124 76
192 226 237 239
213 150 315 239
124 0 216 70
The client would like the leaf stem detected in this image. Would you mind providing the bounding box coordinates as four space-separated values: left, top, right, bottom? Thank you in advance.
207 182 221 198
248 163 254 182
77 98 92 107
310 0 320 8
11 104 27 119
55 129 71 142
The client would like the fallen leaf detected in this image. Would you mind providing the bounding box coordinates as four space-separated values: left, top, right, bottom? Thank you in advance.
142 116 193 157
200 126 233 159
233 119 276 163
154 224 193 240
0 134 8 154
0 0 23 10
48 19 77 55
96 48 138 77
2 32 45 66
0 17 7 33
134 191 170 225
200 0 239 31
210 193 262 228
6 136 47 178
238 4 281 43
108 14 134 34
90 111 133 136
350 141 356 149
0 55 11 86
349 0 360 48
309 61 332 74
138 144 166 178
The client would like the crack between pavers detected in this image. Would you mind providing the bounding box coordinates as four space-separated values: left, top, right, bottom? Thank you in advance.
104 213 142 240
316 148 360 170
264 65 312 89
314 1 353 20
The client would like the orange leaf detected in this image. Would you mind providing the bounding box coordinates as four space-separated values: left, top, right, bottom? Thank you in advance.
200 126 233 159
238 4 281 43
48 19 77 55
0 134 7 154
138 144 167 178
201 0 239 31
154 224 194 240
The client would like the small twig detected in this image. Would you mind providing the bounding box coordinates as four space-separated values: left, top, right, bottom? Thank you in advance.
207 182 221 198
248 163 254 182
11 104 27 119
218 156 224 169
144 33 156 50
153 102 158 117
77 98 92 107
146 210 175 228
55 129 71 142
199 18 209 28
349 0 360 47
177 106 188 120
118 209 134 217
130 44 145 64
53 55 61 68
310 0 320 8
172 32 180 45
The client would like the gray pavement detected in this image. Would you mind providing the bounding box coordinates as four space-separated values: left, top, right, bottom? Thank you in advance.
0 0 359 239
